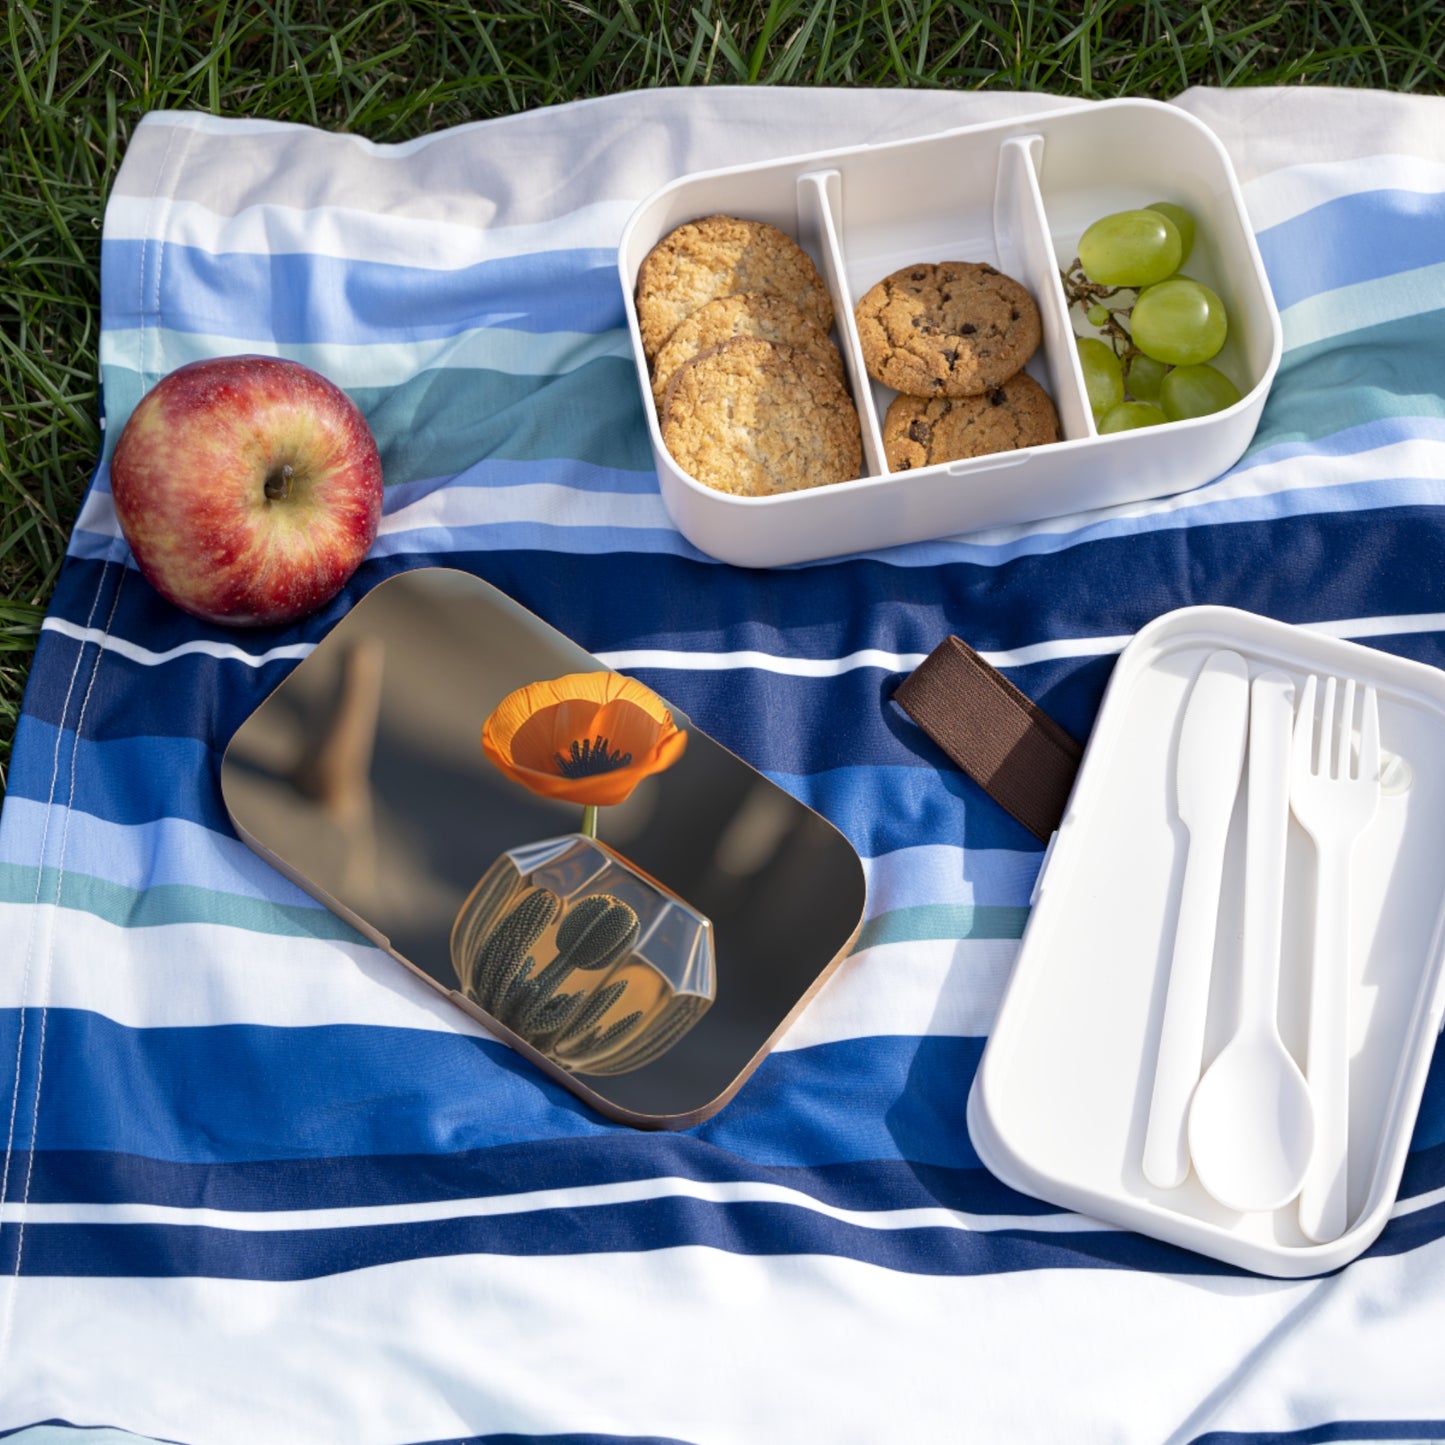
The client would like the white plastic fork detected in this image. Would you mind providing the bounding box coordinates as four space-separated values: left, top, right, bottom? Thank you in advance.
1290 674 1381 1243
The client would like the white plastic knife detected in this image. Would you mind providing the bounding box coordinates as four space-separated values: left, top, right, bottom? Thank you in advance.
1142 649 1251 1189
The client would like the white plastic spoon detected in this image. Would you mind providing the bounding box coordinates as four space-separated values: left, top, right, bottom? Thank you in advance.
1188 669 1316 1213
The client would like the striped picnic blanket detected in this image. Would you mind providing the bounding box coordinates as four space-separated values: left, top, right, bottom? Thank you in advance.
3 85 1444 1443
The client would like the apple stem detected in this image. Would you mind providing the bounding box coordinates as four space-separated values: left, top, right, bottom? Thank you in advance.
265 463 294 502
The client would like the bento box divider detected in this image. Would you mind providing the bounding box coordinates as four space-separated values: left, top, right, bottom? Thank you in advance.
797 168 886 480
993 133 1093 445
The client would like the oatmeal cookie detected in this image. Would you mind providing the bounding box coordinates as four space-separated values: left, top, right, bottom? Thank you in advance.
660 336 861 498
636 215 835 360
650 291 844 410
882 373 1059 470
854 261 1041 397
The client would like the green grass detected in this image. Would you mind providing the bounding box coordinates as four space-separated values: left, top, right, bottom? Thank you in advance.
3 0 1444 797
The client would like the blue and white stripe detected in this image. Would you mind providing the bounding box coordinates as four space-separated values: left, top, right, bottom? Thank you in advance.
2 85 1445 1443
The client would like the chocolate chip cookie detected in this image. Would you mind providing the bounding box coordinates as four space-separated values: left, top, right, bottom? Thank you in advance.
636 216 835 361
882 373 1059 471
650 291 844 410
660 336 861 497
854 262 1041 397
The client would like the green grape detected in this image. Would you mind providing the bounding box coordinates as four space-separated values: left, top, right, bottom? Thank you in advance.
1125 353 1168 404
1098 401 1168 433
1147 202 1196 264
1077 209 1183 288
1086 305 1111 327
1076 337 1124 419
1130 277 1228 366
1160 363 1242 420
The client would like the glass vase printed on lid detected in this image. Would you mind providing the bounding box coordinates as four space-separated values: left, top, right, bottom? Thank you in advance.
450 834 716 1076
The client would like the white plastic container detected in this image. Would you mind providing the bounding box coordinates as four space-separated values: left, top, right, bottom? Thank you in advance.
618 98 1281 568
967 607 1445 1277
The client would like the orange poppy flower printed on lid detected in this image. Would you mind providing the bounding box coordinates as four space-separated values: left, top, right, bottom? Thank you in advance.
482 671 688 808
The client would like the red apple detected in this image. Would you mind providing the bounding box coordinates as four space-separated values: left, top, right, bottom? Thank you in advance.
110 354 384 627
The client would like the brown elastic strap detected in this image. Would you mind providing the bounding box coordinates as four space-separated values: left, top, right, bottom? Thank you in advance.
893 635 1083 842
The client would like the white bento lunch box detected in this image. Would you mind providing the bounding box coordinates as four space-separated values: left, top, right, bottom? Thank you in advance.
968 607 1445 1277
617 98 1282 568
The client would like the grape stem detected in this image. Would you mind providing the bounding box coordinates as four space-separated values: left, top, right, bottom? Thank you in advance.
1061 258 1139 364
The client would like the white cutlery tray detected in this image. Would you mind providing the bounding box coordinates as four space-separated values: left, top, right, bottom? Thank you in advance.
967 606 1445 1276
617 99 1282 568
